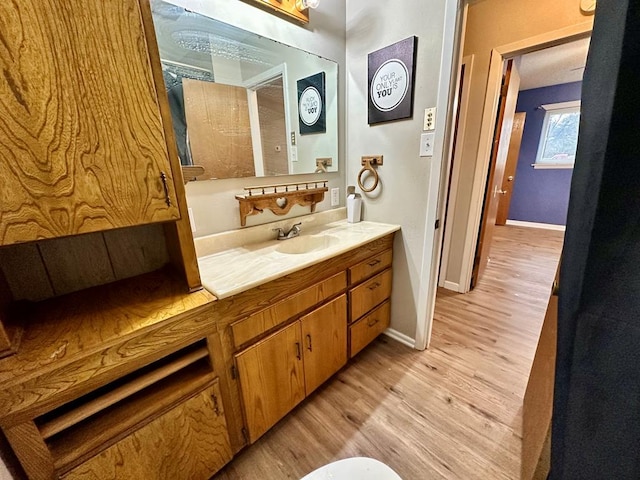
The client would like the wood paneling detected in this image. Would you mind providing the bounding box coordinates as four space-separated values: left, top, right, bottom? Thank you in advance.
301 295 347 395
349 300 390 358
183 79 255 180
102 225 169 280
231 272 346 348
63 381 232 480
522 289 558 479
349 268 392 322
213 226 563 480
0 0 180 246
235 322 305 444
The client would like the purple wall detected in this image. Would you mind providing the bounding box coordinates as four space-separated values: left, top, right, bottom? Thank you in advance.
508 81 582 225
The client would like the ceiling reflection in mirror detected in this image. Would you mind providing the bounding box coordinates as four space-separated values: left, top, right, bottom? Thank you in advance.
150 0 339 180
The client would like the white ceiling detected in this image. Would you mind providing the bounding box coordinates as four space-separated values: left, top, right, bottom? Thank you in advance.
518 37 591 91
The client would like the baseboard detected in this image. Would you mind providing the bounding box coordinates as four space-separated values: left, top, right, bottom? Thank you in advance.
383 328 416 349
443 280 460 292
505 220 566 232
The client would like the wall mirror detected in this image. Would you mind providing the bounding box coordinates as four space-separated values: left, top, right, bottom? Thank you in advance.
150 0 339 180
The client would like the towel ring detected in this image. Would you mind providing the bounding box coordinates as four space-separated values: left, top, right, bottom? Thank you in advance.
357 159 379 193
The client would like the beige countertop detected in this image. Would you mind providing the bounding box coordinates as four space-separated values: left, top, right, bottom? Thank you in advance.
197 220 400 299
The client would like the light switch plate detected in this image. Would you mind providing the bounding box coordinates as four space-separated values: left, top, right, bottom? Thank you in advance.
420 132 435 157
423 107 436 131
331 187 339 206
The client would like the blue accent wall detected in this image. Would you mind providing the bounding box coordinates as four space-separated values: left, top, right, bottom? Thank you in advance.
508 81 582 225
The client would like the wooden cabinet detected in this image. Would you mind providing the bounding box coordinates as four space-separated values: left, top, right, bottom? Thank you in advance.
348 250 393 358
235 295 347 443
63 380 231 480
0 0 181 246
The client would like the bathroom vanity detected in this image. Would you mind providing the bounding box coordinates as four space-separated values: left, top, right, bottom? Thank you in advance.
0 0 398 478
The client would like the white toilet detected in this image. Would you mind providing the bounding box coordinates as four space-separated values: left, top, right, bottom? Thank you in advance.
300 457 402 480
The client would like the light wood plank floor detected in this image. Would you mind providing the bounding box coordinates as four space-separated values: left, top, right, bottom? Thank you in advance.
214 225 564 479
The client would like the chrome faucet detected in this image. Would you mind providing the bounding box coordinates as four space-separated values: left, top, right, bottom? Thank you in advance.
274 222 302 240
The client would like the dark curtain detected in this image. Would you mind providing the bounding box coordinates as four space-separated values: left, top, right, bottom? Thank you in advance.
550 0 640 477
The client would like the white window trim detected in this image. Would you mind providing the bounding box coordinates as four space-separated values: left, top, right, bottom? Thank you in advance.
534 100 581 169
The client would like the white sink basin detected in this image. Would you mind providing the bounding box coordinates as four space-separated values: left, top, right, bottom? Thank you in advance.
275 235 340 255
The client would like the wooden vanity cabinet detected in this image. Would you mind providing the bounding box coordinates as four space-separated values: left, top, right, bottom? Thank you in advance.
235 295 347 444
0 0 182 246
348 250 393 358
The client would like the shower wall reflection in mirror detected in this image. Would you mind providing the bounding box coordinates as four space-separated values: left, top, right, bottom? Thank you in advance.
151 0 339 180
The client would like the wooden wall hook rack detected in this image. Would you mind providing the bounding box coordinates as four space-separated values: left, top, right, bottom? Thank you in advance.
235 181 328 226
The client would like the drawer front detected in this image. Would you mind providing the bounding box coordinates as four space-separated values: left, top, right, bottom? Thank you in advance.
349 268 392 322
349 249 393 285
349 301 390 358
63 379 232 480
231 271 346 348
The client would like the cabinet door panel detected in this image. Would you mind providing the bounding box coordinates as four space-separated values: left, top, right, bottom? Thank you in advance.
301 295 347 395
0 0 180 246
63 381 232 480
235 322 305 443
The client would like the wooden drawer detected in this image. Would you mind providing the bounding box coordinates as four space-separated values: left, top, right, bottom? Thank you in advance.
63 379 232 480
349 249 393 285
231 271 346 348
349 301 390 358
349 268 392 322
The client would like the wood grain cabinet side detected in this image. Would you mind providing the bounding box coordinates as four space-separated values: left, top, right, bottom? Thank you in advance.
235 295 347 444
63 379 232 480
0 0 181 246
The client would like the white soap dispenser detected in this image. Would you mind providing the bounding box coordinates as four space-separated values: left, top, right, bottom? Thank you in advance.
346 185 362 223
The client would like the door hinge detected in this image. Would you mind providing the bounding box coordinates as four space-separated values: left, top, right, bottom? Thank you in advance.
231 365 237 380
241 427 249 444
160 171 172 207
434 219 440 229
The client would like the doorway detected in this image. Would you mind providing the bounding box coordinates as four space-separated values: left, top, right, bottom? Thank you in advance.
470 37 589 290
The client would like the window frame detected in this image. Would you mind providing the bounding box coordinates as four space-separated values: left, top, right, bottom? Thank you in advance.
533 100 581 170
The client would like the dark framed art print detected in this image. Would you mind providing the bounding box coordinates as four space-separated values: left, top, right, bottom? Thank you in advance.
297 72 326 134
367 36 417 125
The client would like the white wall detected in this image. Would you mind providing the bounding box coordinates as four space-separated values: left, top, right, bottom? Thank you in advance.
169 0 346 237
346 0 459 343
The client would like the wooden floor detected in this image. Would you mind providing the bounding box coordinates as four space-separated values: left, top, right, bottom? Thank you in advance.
214 226 564 480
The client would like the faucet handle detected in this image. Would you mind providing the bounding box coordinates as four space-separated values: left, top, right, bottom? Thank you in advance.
291 222 302 232
272 227 285 239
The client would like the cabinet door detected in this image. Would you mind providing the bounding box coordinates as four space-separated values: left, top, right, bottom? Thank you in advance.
300 295 347 395
235 322 305 443
63 380 232 480
0 0 180 246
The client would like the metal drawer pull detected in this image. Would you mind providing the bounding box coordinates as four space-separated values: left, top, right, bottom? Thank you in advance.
367 318 380 327
212 394 220 415
160 171 172 206
306 334 313 352
368 282 381 290
368 259 381 267
295 342 302 360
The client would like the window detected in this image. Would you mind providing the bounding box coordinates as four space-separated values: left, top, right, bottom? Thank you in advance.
534 100 581 169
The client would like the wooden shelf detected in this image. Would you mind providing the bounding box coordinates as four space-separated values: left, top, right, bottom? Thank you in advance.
39 346 209 439
0 267 216 427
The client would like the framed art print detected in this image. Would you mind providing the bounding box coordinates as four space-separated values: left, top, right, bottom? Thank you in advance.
297 72 326 134
367 36 418 125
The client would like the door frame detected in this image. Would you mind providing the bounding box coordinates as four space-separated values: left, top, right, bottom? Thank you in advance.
456 22 592 293
438 54 474 291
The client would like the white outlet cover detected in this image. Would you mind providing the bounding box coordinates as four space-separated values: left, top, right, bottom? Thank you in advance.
420 132 435 157
331 187 339 206
291 146 298 162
